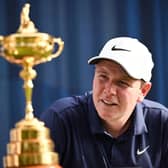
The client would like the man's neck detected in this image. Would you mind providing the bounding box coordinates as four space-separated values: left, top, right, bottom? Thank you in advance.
102 116 132 138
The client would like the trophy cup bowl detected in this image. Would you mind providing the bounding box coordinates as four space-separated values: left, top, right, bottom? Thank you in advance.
0 3 64 168
1 32 64 65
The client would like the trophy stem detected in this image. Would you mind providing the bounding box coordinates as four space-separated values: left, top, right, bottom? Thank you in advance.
19 58 37 120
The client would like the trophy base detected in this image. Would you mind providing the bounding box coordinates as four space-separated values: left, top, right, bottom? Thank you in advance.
3 118 60 168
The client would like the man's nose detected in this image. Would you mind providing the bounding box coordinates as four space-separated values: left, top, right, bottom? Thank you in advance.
104 82 116 95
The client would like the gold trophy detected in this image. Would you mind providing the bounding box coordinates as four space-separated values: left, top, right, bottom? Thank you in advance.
0 3 64 168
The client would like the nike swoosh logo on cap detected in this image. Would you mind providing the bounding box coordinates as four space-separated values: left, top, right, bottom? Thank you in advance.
111 45 131 52
137 145 150 155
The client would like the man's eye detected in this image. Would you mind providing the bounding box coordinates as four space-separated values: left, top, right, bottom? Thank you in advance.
97 74 108 81
99 74 107 79
118 80 130 87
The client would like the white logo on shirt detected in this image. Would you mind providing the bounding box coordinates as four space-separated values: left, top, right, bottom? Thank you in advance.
137 145 150 155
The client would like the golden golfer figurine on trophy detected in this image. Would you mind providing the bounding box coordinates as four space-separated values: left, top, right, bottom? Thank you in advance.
0 3 64 168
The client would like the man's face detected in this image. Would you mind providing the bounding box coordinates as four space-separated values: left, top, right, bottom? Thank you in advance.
92 60 151 124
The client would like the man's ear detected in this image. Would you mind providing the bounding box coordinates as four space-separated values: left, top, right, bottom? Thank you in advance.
138 82 152 102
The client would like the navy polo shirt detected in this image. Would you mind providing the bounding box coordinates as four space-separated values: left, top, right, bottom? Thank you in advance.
40 93 168 168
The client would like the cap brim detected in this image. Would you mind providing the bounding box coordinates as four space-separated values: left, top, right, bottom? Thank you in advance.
88 53 144 81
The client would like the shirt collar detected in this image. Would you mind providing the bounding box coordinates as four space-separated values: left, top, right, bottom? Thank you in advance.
87 95 148 136
133 101 148 135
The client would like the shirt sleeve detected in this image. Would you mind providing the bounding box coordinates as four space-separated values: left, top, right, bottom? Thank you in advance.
161 114 168 167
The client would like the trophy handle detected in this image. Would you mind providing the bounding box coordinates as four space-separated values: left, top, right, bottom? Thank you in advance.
0 36 4 56
51 37 64 59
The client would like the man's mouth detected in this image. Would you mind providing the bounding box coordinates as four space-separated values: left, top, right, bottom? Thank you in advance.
101 99 117 106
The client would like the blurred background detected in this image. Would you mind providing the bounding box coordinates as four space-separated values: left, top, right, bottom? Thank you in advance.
0 0 168 167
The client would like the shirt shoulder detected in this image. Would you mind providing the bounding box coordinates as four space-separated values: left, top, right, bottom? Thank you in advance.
142 99 167 109
140 99 168 124
47 92 92 117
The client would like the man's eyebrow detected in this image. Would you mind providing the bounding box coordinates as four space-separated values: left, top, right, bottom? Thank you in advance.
95 69 106 73
119 74 135 81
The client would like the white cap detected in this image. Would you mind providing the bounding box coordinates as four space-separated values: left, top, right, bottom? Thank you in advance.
88 37 154 82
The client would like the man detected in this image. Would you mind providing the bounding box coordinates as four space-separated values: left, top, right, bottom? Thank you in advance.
40 37 168 168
